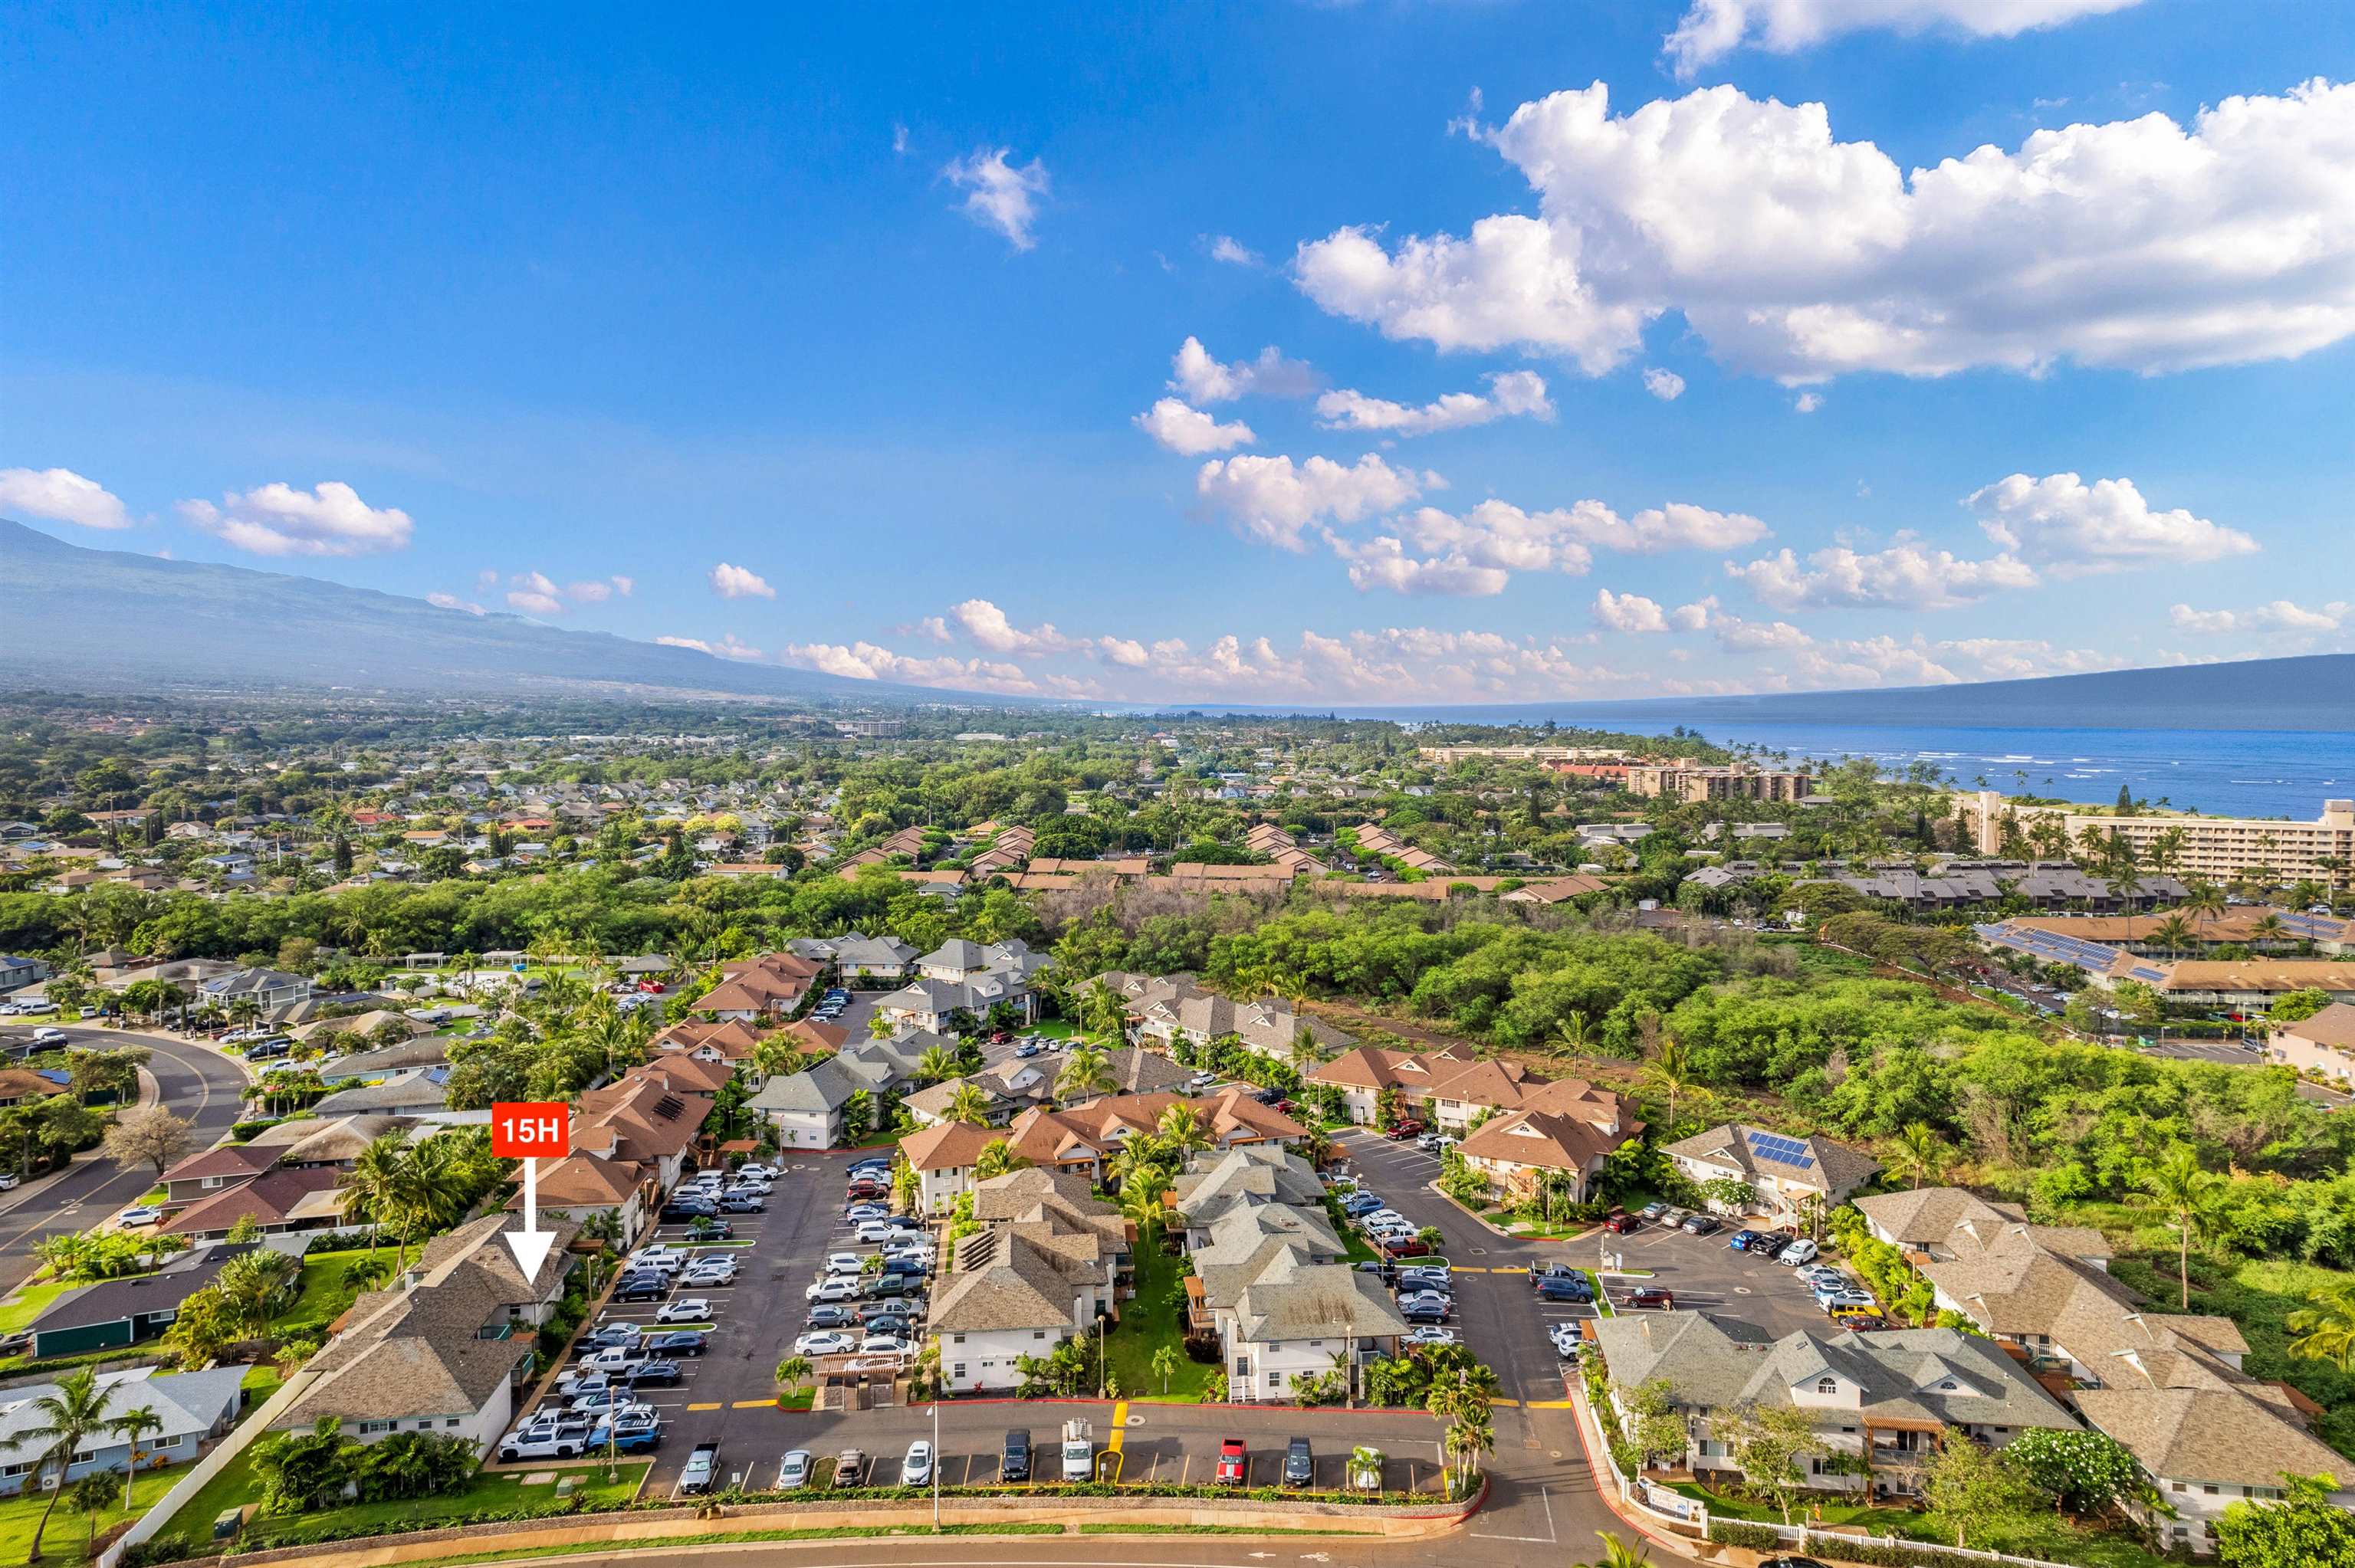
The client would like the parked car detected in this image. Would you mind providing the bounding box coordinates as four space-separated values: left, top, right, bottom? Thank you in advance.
824 1251 865 1275
1383 1120 1425 1140
1403 1326 1459 1347
648 1330 707 1356
1216 1437 1248 1484
1378 1235 1430 1258
863 1272 920 1300
1549 1322 1585 1357
795 1330 856 1356
117 1206 162 1227
777 1449 813 1489
629 1359 684 1386
586 1415 662 1453
614 1272 669 1302
1678 1212 1721 1235
859 1333 914 1355
1536 1274 1592 1304
678 1442 721 1495
853 1219 905 1244
834 1448 869 1487
578 1324 645 1353
1777 1238 1820 1267
655 1297 713 1324
1283 1437 1313 1488
844 1203 890 1222
805 1306 856 1330
1638 1201 1672 1221
860 1313 914 1340
499 1415 593 1462
1602 1211 1641 1235
1727 1229 1768 1253
903 1439 934 1486
1398 1297 1450 1325
1625 1287 1676 1310
718 1192 765 1213
1000 1429 1032 1482
660 1199 716 1222
852 1298 912 1325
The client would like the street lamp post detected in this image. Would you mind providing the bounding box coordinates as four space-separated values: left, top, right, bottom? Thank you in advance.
931 1395 940 1530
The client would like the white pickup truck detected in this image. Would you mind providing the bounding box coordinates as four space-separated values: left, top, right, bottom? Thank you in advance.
565 1347 650 1379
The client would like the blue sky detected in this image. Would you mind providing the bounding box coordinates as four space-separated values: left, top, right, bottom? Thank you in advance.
5 0 2352 704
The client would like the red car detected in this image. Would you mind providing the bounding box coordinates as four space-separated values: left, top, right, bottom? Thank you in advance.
636 979 666 994
1626 1287 1676 1310
1603 1212 1641 1235
1216 1438 1247 1484
989 1030 1012 1044
1379 1236 1430 1258
846 1179 885 1199
1384 1120 1425 1140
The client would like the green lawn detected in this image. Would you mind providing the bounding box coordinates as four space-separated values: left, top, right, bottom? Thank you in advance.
1102 1233 1219 1402
0 1478 144 1565
1677 1481 2169 1568
0 1281 67 1336
268 1248 385 1337
163 1451 649 1556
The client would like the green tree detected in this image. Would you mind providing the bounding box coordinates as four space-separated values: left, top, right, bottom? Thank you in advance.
2001 1427 2144 1516
1707 1402 1827 1524
773 1355 812 1401
2212 1471 2355 1568
1568 1537 1650 1568
1886 1120 1951 1190
2288 1283 2355 1373
68 1474 120 1556
1054 1046 1116 1106
945 1083 993 1125
1922 1429 2048 1549
213 1250 301 1336
1149 1343 1182 1396
111 1402 166 1511
5 1366 123 1560
1640 1035 1695 1131
972 1139 1030 1182
1622 1379 1687 1470
2137 1143 2228 1309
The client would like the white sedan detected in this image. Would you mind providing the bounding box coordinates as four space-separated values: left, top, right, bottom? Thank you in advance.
859 1333 914 1355
655 1297 714 1324
793 1330 855 1356
1403 1326 1459 1347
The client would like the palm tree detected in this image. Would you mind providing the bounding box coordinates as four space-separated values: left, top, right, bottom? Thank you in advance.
2144 914 2192 958
1149 1343 1182 1396
1120 1170 1168 1255
774 1354 813 1402
1640 1035 1694 1131
2250 913 2289 947
214 1251 301 1336
1056 1047 1117 1106
1887 1121 1949 1190
1156 1103 1211 1159
337 1131 410 1259
915 1045 959 1085
1107 1133 1171 1191
2181 881 2226 939
1571 1534 1651 1568
2287 1283 2355 1373
111 1404 164 1510
945 1083 993 1125
1555 1012 1597 1059
1440 1409 1495 1495
2137 1144 2226 1309
8 1366 121 1560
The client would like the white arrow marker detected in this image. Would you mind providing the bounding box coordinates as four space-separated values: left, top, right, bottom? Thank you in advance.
504 1156 557 1278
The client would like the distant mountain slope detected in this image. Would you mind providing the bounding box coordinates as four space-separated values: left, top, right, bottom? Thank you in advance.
1342 652 2355 733
0 519 920 702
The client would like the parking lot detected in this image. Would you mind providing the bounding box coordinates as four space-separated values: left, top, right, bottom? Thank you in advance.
1333 1127 1846 1403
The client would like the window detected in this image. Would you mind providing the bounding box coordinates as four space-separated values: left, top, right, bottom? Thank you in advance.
951 1333 966 1344
1234 1358 1250 1375
2202 1484 2219 1495
445 1419 461 1429
1815 1377 1838 1394
202 1175 224 1189
358 1421 394 1435
1033 1330 1046 1340
951 1363 966 1379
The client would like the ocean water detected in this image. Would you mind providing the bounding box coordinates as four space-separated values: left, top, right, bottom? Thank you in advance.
1529 722 2351 820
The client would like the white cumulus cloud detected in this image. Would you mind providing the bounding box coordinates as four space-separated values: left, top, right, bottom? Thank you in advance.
426 592 484 615
0 467 131 530
1728 542 2038 609
1966 471 2259 574
1296 77 2355 382
1168 337 1323 405
1664 0 2144 77
178 481 413 556
656 633 765 661
2169 599 2348 635
1134 399 1256 454
1642 367 1686 401
1194 453 1425 551
1207 235 1261 266
709 562 776 600
1594 589 1670 633
1315 370 1554 437
942 146 1049 251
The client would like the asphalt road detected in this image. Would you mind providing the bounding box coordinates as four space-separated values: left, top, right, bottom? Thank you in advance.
0 1026 249 1296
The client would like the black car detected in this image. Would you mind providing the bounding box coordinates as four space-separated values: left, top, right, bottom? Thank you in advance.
1000 1429 1032 1482
1399 1299 1449 1325
578 1325 644 1353
1679 1212 1722 1236
880 1255 927 1278
862 1313 914 1340
804 1306 856 1330
613 1272 669 1301
1283 1437 1313 1488
661 1198 717 1222
629 1359 684 1386
648 1330 707 1356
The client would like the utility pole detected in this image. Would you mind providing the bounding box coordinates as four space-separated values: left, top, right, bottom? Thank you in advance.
931 1396 941 1530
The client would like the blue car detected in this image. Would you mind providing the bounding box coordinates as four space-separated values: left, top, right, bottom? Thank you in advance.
1536 1275 1592 1304
1342 1192 1384 1216
588 1418 663 1453
1727 1229 1768 1252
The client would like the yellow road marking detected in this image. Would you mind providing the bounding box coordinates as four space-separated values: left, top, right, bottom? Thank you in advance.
685 1401 722 1411
1526 1399 1575 1408
1108 1400 1128 1453
731 1399 774 1409
1489 1396 1520 1407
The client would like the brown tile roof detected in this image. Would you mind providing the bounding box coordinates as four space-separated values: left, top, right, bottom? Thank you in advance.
2281 1002 2355 1051
161 1143 279 1186
1457 1103 1641 1174
163 1166 346 1235
501 1152 644 1209
572 1072 711 1163
900 1120 997 1172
